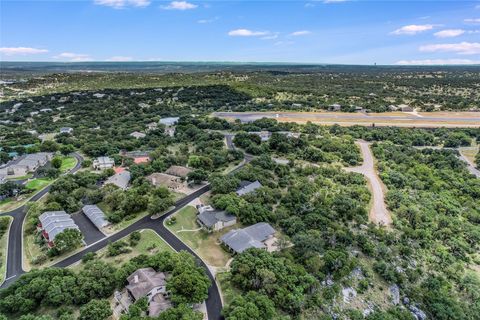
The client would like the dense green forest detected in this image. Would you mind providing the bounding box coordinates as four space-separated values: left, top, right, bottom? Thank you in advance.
2 66 480 111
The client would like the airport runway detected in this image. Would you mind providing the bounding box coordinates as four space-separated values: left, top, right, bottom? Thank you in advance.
213 111 480 128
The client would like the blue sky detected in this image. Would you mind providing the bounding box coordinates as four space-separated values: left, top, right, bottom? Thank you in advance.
1 0 479 64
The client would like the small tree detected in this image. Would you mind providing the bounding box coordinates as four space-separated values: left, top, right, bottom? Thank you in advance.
79 299 111 320
51 157 62 169
50 228 83 255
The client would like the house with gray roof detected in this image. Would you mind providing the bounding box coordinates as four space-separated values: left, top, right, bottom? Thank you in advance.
125 268 172 317
82 205 110 229
130 131 146 139
196 205 236 232
105 170 131 190
60 127 73 134
93 156 115 170
0 152 53 178
38 211 81 247
236 180 262 196
159 117 179 126
220 222 275 254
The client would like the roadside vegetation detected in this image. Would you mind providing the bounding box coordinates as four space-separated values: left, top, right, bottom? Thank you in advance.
0 251 209 320
0 217 12 284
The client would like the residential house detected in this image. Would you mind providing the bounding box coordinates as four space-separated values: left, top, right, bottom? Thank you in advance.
123 268 172 317
196 205 236 232
146 122 158 131
93 156 115 170
251 131 271 142
236 180 262 196
329 103 342 111
82 205 110 229
130 131 146 139
38 211 81 247
105 171 131 190
164 165 192 179
398 104 414 112
220 222 275 254
159 117 179 137
60 127 73 134
164 127 176 137
0 152 53 177
278 131 301 139
40 108 53 113
388 105 399 111
146 173 182 190
159 117 179 126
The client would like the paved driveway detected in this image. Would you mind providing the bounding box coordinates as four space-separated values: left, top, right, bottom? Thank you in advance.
71 212 106 245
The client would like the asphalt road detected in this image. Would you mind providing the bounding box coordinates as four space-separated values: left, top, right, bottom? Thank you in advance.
1 137 246 320
0 152 84 287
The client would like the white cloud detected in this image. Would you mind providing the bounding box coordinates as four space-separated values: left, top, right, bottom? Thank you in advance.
228 29 270 37
53 52 93 62
106 56 133 61
261 34 279 40
290 30 312 36
94 0 150 9
419 42 480 55
434 29 465 38
396 59 480 65
161 1 197 10
198 17 218 24
391 24 435 35
323 0 348 3
0 47 48 55
464 18 480 24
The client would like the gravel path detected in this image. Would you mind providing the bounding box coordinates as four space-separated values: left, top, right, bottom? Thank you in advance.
458 152 480 178
345 140 392 226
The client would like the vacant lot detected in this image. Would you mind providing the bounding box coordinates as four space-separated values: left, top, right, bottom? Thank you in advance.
166 205 233 267
69 229 173 271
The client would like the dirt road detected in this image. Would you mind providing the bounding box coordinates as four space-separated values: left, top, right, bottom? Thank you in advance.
345 141 392 226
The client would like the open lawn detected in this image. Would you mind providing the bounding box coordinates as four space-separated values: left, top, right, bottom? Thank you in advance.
25 178 53 191
60 156 77 172
70 229 173 272
0 216 13 285
166 205 233 267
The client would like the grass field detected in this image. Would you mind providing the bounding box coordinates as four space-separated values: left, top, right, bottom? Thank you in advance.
70 229 173 271
25 178 52 191
0 216 13 285
166 205 233 267
60 156 77 172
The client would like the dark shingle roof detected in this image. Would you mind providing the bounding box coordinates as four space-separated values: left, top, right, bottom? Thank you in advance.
220 222 275 253
236 180 262 196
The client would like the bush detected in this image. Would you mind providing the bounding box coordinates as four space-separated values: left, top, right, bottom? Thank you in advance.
129 231 141 246
107 240 131 257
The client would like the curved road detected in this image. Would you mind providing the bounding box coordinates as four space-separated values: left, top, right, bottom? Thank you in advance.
0 152 84 286
1 137 247 320
345 140 392 226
